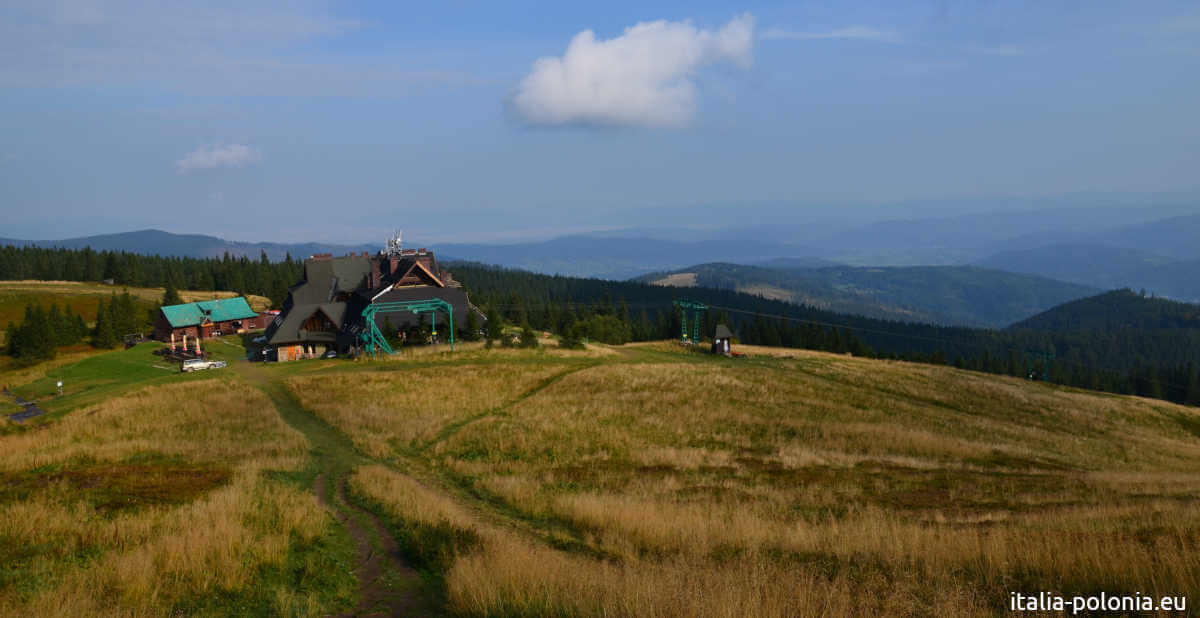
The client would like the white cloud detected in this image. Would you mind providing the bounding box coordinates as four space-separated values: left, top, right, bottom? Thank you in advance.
511 14 755 128
761 26 898 42
176 144 262 173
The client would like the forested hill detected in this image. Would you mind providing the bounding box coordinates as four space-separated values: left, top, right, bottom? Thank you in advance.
1013 289 1200 332
452 262 1200 406
0 241 1196 407
635 262 1097 327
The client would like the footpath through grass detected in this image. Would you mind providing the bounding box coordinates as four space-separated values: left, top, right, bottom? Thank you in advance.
284 342 1200 617
235 361 440 615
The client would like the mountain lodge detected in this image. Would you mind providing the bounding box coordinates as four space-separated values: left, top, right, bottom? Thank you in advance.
153 297 264 342
263 236 483 361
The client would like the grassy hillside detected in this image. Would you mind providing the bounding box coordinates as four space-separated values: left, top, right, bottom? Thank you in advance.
3 335 1199 615
0 373 353 613
640 262 1097 327
285 343 1199 616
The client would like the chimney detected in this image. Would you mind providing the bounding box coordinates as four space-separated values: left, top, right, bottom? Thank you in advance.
370 258 383 289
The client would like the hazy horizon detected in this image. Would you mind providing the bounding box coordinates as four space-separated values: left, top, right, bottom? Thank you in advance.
3 1 1200 244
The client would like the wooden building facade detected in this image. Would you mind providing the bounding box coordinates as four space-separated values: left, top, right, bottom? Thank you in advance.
263 245 484 361
154 297 264 342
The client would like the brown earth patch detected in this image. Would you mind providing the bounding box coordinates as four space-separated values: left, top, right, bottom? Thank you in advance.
0 460 231 513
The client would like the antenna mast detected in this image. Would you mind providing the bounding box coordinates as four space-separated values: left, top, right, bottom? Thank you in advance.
385 229 403 256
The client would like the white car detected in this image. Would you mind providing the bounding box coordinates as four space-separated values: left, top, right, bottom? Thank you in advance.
180 359 228 373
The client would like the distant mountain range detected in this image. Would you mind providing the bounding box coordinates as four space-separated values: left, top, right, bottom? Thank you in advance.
636 262 1098 328
0 229 825 281
433 236 823 280
0 229 378 263
3 208 1198 304
975 243 1200 302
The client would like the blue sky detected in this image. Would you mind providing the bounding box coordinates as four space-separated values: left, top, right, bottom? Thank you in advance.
1 1 1198 243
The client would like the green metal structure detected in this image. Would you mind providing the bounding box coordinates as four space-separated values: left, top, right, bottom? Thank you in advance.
1025 350 1055 382
360 299 455 358
673 299 708 345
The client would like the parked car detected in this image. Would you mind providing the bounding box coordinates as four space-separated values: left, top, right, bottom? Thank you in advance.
322 350 337 359
180 358 227 373
252 335 267 344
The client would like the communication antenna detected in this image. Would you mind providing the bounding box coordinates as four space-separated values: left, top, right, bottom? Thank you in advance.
385 229 403 256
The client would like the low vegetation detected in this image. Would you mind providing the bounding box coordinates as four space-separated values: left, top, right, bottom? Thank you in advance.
0 379 353 614
3 295 1198 616
291 344 1200 616
7 338 247 419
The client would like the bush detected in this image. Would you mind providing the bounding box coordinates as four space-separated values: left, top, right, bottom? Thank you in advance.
571 314 631 345
518 323 539 349
558 332 585 350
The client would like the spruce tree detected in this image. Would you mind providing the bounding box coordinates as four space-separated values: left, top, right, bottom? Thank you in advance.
4 321 16 357
162 280 183 306
62 303 82 345
92 299 118 348
47 302 69 347
74 312 88 343
485 307 503 343
518 322 539 348
463 309 480 342
1186 365 1200 407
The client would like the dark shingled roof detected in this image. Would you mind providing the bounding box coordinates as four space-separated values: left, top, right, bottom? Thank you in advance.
264 250 477 348
714 324 734 340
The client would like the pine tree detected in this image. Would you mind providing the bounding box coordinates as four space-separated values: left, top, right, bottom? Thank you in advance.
162 280 183 306
92 299 118 348
4 321 16 357
463 309 480 342
518 322 539 348
62 303 82 345
74 312 88 343
1186 364 1200 407
485 306 503 343
47 302 69 347
9 304 57 362
1146 366 1164 400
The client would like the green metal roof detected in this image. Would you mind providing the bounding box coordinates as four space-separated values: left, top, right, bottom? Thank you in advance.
160 297 258 328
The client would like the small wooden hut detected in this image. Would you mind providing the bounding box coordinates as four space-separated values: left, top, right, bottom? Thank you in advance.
712 324 733 356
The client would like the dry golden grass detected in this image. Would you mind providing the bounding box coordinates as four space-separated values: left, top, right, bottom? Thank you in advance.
287 364 566 458
0 379 331 614
737 283 795 302
361 340 616 361
649 272 698 288
340 350 1200 616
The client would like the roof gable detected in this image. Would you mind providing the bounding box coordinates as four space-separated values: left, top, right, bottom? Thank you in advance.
397 259 445 287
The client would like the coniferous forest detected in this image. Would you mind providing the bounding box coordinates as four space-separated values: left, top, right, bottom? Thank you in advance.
1 244 1198 406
